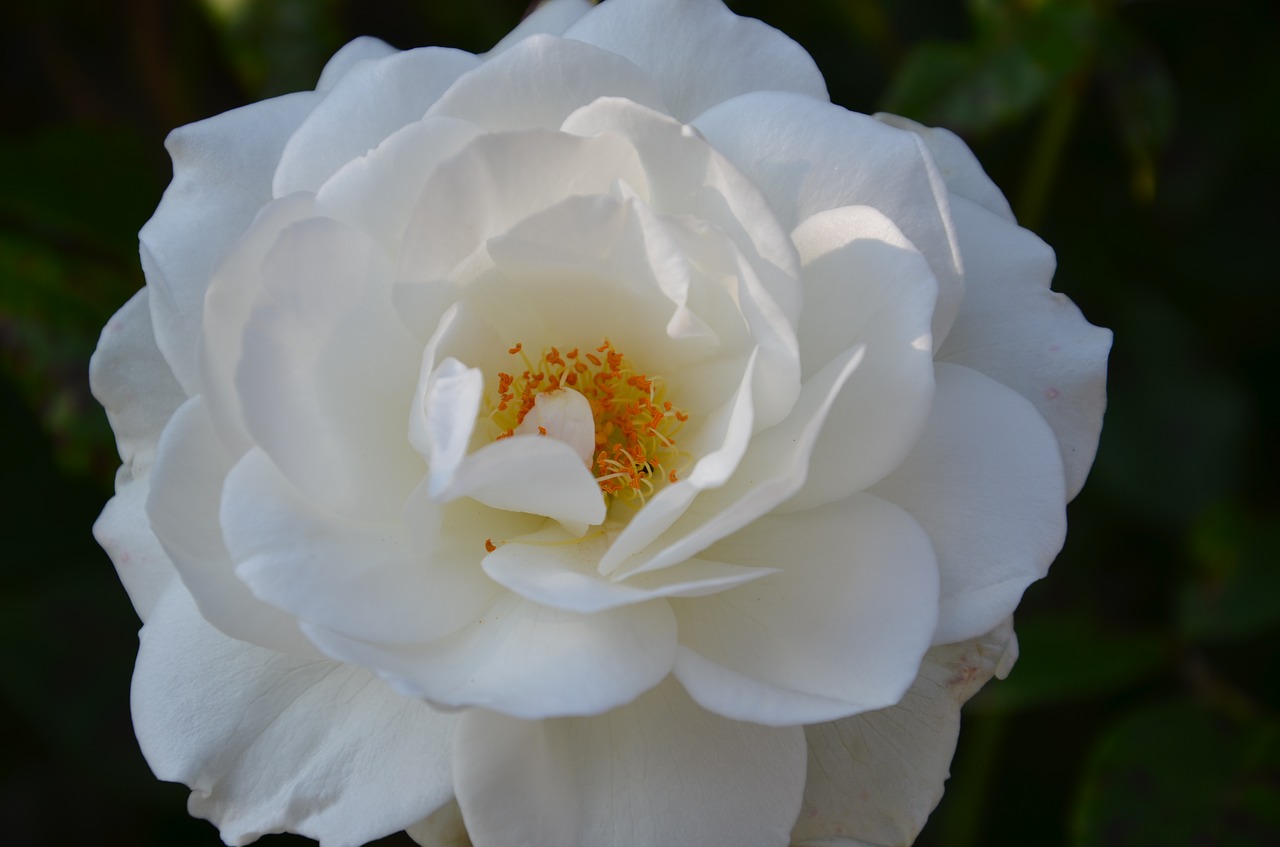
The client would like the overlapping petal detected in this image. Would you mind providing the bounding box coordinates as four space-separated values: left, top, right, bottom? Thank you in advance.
870 363 1067 645
134 583 457 847
937 196 1111 499
146 397 319 657
452 677 807 847
140 90 319 393
90 289 186 620
234 215 422 520
564 0 829 121
793 620 1018 846
427 34 665 132
272 47 481 197
671 494 939 726
300 592 678 720
692 91 964 348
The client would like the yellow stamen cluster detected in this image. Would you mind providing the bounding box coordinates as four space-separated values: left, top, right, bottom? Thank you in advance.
485 340 690 503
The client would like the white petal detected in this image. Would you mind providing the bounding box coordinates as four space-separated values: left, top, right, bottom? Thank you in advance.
94 474 174 622
405 799 469 847
564 0 828 121
513 388 595 466
671 494 939 726
90 289 185 475
133 582 456 847
146 397 320 657
562 96 804 329
599 350 759 575
223 449 508 646
610 343 864 579
428 34 665 131
314 116 484 255
235 215 423 519
780 206 938 511
693 92 963 348
140 91 319 393
453 677 807 847
273 47 481 196
793 620 1018 846
484 192 725 359
200 192 316 456
301 592 677 719
874 112 1017 222
439 435 607 528
91 289 186 622
870 363 1066 644
397 129 647 285
483 523 776 613
487 0 594 55
316 36 398 91
414 356 484 492
937 196 1112 499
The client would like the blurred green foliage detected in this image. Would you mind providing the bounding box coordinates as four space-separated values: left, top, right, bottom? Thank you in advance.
1 1 1277 845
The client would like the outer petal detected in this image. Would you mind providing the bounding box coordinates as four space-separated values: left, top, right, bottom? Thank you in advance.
487 0 594 55
91 289 186 620
671 494 939 726
94 476 174 623
147 397 320 657
272 47 481 197
133 583 456 847
453 677 807 847
792 620 1018 846
314 116 484 255
874 113 1016 223
140 90 319 393
564 0 828 121
692 92 963 348
869 363 1066 645
301 592 678 720
936 196 1111 500
316 36 398 91
90 289 185 475
427 34 666 132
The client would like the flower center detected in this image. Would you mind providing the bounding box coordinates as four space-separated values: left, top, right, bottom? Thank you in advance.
485 340 690 504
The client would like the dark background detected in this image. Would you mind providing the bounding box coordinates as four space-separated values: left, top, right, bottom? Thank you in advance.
2 1 1277 845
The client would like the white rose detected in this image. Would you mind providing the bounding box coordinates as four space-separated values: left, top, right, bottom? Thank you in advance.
91 0 1111 845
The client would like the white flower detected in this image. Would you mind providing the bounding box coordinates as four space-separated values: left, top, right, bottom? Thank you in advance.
91 0 1110 845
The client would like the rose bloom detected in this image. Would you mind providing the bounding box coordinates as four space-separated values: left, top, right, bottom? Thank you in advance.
92 0 1110 845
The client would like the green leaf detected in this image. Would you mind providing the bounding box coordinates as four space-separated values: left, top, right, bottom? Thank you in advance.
1179 504 1280 643
880 0 1097 134
1073 700 1280 846
1098 20 1176 203
968 614 1171 714
201 0 342 97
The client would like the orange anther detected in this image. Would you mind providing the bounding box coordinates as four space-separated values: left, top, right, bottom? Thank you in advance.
537 426 547 436
508 343 522 355
668 470 679 483
484 538 497 553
